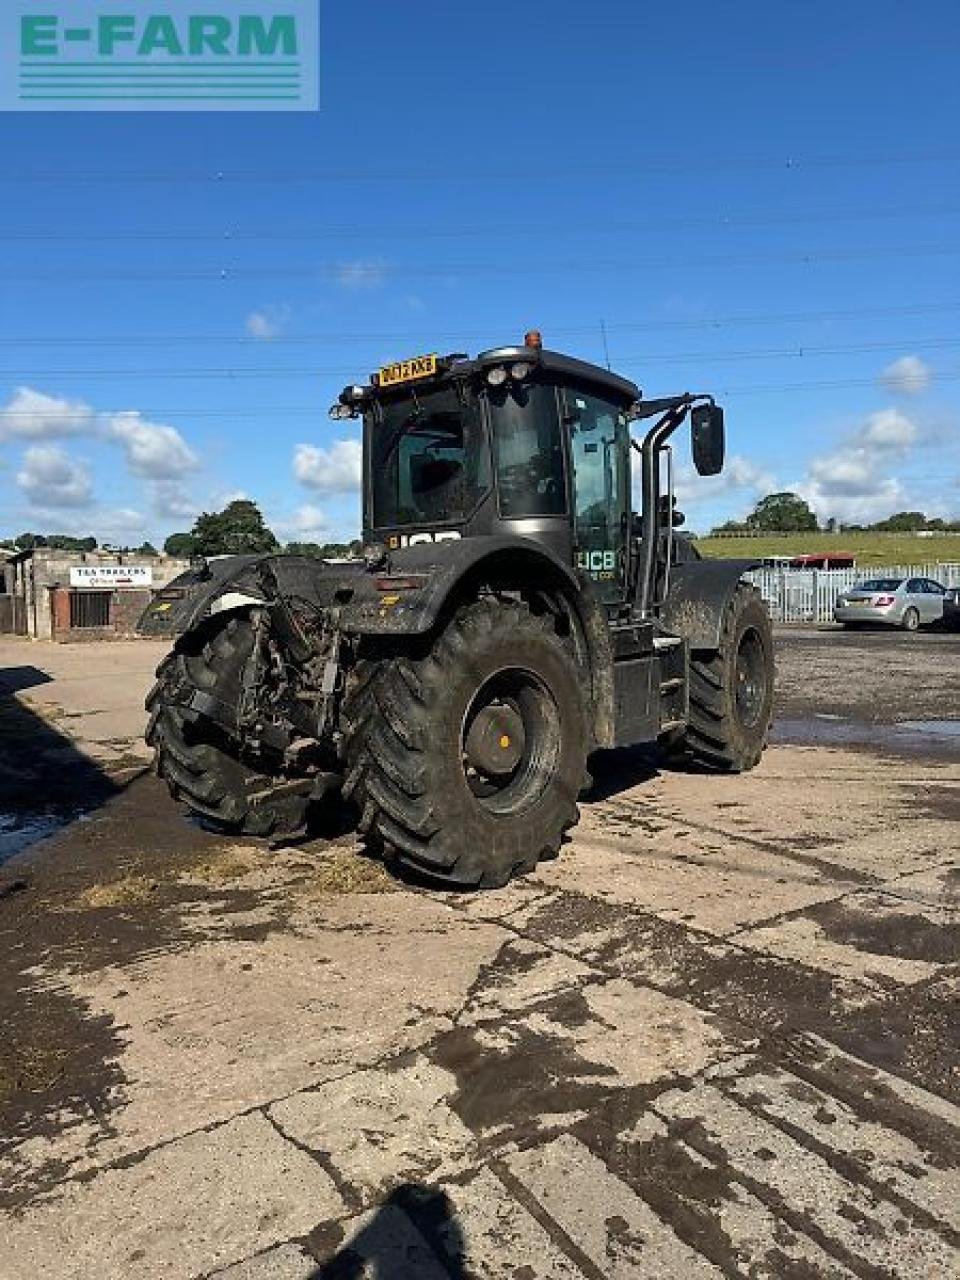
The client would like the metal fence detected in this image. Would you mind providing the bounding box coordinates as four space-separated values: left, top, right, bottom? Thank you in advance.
745 564 960 623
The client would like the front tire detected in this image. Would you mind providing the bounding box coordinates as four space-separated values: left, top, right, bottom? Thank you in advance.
146 615 310 837
675 582 774 772
342 598 588 888
901 607 920 632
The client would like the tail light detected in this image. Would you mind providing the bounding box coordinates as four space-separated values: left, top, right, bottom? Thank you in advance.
873 595 895 606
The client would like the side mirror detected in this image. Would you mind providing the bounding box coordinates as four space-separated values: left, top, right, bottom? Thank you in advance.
691 403 725 476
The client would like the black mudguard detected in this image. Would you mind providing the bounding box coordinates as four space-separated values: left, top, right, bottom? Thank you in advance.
660 558 760 650
140 537 593 640
137 554 364 637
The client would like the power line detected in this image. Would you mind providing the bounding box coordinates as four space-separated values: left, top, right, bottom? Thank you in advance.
3 148 959 182
2 335 958 380
2 370 959 414
3 202 959 242
2 242 958 281
0 301 957 348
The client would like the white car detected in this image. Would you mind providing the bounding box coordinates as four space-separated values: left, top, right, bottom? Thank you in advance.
833 577 948 630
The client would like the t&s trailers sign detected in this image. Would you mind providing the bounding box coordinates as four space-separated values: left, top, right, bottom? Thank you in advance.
70 565 153 588
2 2 318 110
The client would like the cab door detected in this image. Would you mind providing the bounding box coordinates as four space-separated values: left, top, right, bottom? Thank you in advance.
565 388 630 603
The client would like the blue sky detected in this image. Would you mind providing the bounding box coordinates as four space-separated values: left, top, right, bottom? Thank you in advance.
1 0 958 546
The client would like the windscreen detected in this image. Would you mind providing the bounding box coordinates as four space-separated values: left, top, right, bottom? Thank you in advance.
857 579 903 592
369 385 489 529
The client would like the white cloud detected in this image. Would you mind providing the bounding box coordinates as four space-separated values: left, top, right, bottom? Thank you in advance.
106 411 199 479
245 306 289 340
879 355 931 396
0 386 94 441
337 259 387 290
293 439 362 494
855 407 917 451
149 480 199 521
276 503 333 543
16 445 94 508
644 451 775 515
796 406 920 522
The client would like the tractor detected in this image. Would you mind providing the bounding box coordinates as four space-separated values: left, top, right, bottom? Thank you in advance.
139 338 774 888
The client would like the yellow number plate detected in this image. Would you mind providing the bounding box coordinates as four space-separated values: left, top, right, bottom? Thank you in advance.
378 354 438 387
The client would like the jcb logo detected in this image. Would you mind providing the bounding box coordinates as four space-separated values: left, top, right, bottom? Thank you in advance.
578 549 616 574
387 531 462 549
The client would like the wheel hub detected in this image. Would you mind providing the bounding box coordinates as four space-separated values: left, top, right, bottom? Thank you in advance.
463 702 525 777
735 628 765 728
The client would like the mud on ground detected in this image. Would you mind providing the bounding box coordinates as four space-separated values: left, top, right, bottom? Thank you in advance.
0 629 957 1279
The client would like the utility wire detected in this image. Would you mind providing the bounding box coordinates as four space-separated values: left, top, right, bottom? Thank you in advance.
3 202 959 242
2 335 958 380
0 301 957 348
2 242 958 281
2 370 959 415
3 148 959 182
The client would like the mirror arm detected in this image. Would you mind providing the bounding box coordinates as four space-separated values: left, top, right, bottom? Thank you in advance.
632 403 690 617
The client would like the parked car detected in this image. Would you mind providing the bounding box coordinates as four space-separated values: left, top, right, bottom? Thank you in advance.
944 587 960 631
833 576 949 630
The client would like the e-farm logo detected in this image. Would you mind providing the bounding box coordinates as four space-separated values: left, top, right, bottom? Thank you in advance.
2 2 319 111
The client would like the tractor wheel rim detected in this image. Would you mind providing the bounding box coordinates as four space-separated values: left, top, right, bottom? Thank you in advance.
735 627 766 729
461 668 561 816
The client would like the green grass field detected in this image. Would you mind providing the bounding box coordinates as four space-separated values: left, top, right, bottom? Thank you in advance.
694 532 960 568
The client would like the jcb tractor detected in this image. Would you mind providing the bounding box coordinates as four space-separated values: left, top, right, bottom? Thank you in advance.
140 338 774 888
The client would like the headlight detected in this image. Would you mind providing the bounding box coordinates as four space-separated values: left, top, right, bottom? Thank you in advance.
510 361 533 380
486 367 508 387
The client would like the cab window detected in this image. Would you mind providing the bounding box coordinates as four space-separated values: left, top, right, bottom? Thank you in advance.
488 382 566 518
568 389 629 601
371 387 489 528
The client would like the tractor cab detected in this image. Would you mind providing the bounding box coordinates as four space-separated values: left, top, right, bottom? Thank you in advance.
330 339 724 615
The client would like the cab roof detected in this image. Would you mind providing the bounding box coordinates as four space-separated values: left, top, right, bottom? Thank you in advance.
468 345 640 404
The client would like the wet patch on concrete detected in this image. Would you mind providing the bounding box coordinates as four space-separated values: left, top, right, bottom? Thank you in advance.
805 898 960 965
773 716 960 762
830 979 960 1106
0 979 127 1210
431 1007 620 1147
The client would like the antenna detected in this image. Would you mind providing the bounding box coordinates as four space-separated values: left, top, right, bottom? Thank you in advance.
600 318 611 370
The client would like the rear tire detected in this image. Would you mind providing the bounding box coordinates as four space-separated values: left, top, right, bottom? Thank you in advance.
147 615 309 837
342 598 588 888
674 582 774 772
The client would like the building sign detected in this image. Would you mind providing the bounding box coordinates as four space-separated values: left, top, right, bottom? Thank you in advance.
70 565 153 589
2 2 319 112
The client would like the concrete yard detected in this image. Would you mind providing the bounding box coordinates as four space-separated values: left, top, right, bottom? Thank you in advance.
0 628 957 1278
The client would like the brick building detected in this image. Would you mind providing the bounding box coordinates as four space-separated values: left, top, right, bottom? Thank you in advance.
2 548 190 641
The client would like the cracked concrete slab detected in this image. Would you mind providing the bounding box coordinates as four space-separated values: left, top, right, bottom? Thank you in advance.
0 1112 344 1280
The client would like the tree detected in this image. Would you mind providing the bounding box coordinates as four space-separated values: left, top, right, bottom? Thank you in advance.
747 492 818 533
872 511 927 532
16 532 46 549
137 541 159 556
189 500 279 556
710 519 750 535
164 532 197 558
47 534 98 552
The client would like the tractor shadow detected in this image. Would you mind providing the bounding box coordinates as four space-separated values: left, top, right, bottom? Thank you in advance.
584 743 723 805
308 1182 468 1278
0 665 129 866
583 744 661 802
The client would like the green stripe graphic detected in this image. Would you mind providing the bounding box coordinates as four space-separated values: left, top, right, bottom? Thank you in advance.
19 60 301 67
19 94 300 100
